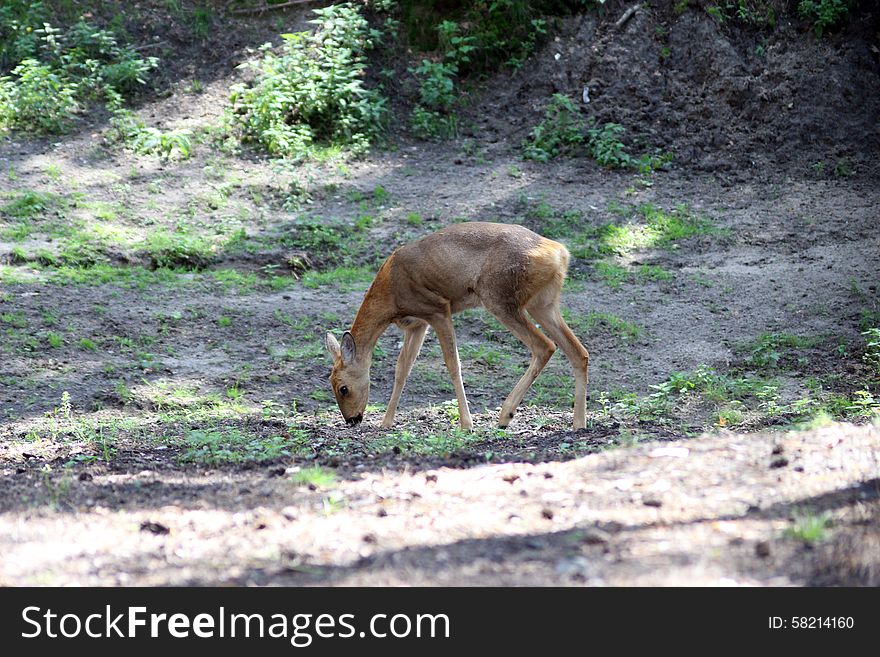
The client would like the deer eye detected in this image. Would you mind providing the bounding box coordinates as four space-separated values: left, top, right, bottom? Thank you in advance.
339 385 349 397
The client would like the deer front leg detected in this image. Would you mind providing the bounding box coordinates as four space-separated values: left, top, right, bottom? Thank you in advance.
430 313 473 431
382 319 429 428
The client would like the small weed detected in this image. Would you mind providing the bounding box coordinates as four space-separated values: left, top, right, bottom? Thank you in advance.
784 509 831 545
290 466 337 489
739 332 821 369
178 427 299 465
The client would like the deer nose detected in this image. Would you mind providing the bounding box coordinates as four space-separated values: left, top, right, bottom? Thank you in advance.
346 413 363 426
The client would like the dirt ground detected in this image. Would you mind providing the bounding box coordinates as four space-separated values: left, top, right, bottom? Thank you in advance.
0 1 878 586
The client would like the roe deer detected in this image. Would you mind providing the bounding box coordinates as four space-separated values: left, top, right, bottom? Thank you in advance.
324 222 589 430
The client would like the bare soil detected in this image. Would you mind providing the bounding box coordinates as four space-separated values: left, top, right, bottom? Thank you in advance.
0 1 878 586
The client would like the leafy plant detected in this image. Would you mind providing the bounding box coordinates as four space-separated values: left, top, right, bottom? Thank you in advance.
0 59 77 133
798 0 851 37
226 3 386 158
290 465 337 488
109 110 193 159
862 328 880 374
409 20 475 140
784 509 832 545
179 428 297 465
740 332 820 369
522 94 585 161
587 122 630 168
143 231 215 270
0 19 157 134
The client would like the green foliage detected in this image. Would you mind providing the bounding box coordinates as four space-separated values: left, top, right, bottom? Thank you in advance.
1 190 61 219
522 93 585 161
0 18 157 134
0 59 77 133
599 204 716 255
863 328 880 374
144 231 215 270
739 332 820 368
522 97 671 170
290 466 337 488
226 3 386 158
706 2 778 27
109 110 193 159
409 20 475 140
587 122 629 168
399 0 550 71
179 428 299 465
0 0 48 70
784 510 831 545
798 0 851 37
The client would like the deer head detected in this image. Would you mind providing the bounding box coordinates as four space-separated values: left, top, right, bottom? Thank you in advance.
325 331 369 425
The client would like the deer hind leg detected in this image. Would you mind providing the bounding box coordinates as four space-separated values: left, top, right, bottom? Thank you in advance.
382 319 429 429
483 301 557 428
528 302 590 430
429 312 473 431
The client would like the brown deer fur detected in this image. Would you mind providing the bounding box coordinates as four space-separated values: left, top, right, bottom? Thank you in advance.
324 222 590 430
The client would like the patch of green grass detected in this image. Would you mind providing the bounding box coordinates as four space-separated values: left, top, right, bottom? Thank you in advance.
637 264 674 281
301 266 374 290
1 311 27 328
459 343 509 367
48 264 185 289
738 332 822 369
530 371 574 407
600 204 717 255
784 509 832 545
371 427 484 458
178 427 306 465
593 262 629 289
592 260 675 289
564 310 643 342
290 465 337 488
208 269 259 292
78 337 97 351
143 231 215 270
1 189 63 220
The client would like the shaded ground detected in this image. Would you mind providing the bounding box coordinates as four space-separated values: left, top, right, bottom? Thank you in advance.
0 1 878 585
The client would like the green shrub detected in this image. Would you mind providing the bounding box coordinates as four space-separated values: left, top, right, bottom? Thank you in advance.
523 96 672 171
110 110 193 159
144 232 215 270
0 59 78 133
226 3 386 158
0 0 48 70
398 0 549 72
522 93 585 161
798 0 851 37
863 328 880 374
0 18 157 134
409 21 474 140
587 122 630 169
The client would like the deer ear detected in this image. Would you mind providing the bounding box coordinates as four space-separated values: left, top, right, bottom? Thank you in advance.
325 332 341 360
340 331 357 364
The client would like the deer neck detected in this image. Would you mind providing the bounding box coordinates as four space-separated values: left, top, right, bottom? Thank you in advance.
349 268 395 368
